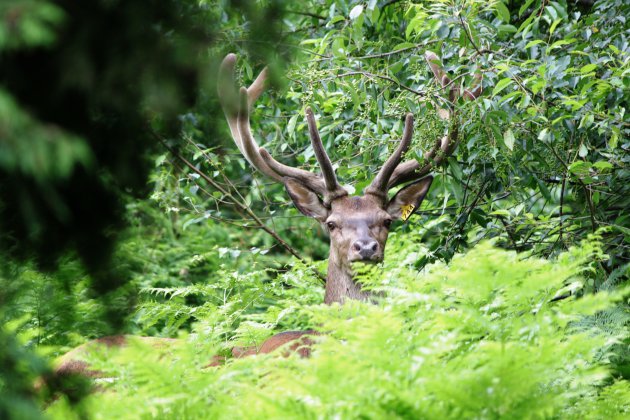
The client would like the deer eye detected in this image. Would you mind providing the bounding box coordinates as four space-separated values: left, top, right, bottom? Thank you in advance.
326 221 337 231
383 219 393 228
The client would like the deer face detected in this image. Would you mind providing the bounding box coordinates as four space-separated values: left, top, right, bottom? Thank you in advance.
326 196 391 264
284 177 433 268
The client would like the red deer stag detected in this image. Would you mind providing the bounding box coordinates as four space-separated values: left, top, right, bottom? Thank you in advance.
217 51 482 304
51 51 482 381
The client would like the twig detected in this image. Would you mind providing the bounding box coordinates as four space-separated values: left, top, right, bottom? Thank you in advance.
448 180 489 253
498 217 520 251
324 70 425 96
540 141 597 232
284 10 326 20
559 174 566 245
154 133 327 284
458 13 482 56
311 42 439 63
352 42 437 60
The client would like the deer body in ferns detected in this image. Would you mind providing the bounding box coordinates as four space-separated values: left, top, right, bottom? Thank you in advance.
51 52 482 383
218 51 482 304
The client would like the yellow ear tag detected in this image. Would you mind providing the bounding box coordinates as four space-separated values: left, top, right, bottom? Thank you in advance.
401 204 415 221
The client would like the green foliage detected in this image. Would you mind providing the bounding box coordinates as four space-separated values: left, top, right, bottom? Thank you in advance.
0 319 50 420
45 239 630 419
181 0 628 269
0 0 211 280
0 0 65 49
1 0 629 418
0 89 92 179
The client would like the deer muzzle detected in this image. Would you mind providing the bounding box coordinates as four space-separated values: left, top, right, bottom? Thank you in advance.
349 238 382 263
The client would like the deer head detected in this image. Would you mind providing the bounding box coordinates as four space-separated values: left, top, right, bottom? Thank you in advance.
218 52 482 304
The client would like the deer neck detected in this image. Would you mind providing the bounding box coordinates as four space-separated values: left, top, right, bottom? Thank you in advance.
324 252 371 304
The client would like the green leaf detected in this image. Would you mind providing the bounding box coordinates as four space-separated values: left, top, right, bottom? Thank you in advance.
519 0 535 17
525 40 545 49
547 39 575 54
561 98 587 111
579 113 594 129
449 159 463 181
349 5 363 20
155 154 167 167
392 42 416 50
611 224 630 237
329 15 345 25
609 128 619 149
580 63 597 74
579 143 588 158
503 129 515 151
490 209 510 217
498 25 518 34
243 61 253 80
499 90 523 104
549 19 562 35
536 177 551 200
389 61 403 74
492 78 513 96
545 4 558 20
568 161 591 177
517 13 536 34
287 114 298 138
495 2 510 23
538 128 549 141
593 161 613 171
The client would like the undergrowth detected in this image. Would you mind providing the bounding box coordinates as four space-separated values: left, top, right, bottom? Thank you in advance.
46 236 630 419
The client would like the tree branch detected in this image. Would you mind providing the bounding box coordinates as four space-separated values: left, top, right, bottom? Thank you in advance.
324 70 426 96
284 10 327 20
458 13 482 56
154 133 327 284
540 140 598 232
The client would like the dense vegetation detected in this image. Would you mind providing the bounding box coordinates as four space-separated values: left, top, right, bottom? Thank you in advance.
1 0 628 418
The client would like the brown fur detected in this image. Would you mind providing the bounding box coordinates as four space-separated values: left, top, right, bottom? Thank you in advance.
53 331 319 378
207 330 318 366
258 330 318 357
54 335 178 378
322 195 392 303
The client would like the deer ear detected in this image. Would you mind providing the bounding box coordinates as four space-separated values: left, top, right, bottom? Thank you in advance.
284 178 329 221
386 176 433 221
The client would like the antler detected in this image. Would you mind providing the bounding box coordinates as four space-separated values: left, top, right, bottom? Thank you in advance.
219 52 481 206
365 51 483 199
363 113 415 200
218 54 347 205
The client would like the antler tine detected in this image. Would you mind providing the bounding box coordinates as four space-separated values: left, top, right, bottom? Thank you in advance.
247 66 268 106
425 51 453 98
218 54 282 181
387 115 459 188
234 87 284 181
258 146 326 192
305 107 346 202
260 106 349 204
385 51 482 190
219 53 343 198
218 54 240 117
364 113 414 200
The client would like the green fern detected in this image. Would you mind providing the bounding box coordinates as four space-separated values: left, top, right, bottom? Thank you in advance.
46 239 630 419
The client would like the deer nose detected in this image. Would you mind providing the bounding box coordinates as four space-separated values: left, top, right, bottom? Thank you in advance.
352 239 379 259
